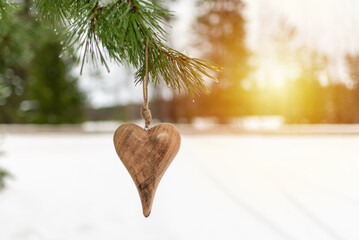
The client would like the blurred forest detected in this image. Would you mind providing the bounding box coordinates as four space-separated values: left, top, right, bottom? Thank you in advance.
1 0 359 124
0 0 85 124
166 0 359 124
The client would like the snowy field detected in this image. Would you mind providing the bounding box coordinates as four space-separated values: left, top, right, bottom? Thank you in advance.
1 129 359 240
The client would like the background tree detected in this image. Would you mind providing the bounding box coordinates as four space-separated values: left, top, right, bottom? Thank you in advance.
194 0 248 88
0 168 11 192
0 2 32 122
25 42 85 123
0 144 11 192
0 1 85 123
168 0 249 123
346 55 359 122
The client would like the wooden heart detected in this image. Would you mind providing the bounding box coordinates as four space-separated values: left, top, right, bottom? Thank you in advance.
113 123 181 217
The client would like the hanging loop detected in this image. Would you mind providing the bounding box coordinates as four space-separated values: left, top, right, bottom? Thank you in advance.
141 39 152 130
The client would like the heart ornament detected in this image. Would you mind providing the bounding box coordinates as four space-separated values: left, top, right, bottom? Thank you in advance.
113 123 181 217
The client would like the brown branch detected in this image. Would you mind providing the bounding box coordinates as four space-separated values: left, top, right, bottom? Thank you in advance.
128 0 138 12
90 3 100 33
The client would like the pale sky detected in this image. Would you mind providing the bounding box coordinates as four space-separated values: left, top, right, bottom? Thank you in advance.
80 0 359 107
246 0 359 56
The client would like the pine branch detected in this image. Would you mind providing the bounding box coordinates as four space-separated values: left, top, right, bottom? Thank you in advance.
33 0 81 28
34 0 222 95
135 44 221 95
0 0 15 16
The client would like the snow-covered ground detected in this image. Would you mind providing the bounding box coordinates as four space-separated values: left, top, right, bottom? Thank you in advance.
1 131 359 240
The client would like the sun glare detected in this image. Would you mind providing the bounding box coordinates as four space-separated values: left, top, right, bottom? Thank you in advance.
254 58 301 89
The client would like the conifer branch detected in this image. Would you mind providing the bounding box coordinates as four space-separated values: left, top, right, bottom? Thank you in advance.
34 0 222 95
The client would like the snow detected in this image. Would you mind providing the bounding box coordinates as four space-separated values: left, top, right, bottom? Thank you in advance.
1 131 359 240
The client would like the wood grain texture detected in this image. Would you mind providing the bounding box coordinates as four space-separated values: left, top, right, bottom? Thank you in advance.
113 123 181 217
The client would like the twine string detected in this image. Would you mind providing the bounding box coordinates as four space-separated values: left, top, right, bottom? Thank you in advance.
141 39 152 130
